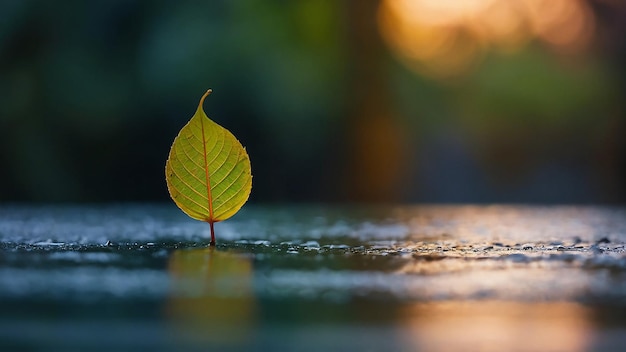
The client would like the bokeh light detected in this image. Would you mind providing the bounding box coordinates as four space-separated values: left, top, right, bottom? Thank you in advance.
378 0 596 78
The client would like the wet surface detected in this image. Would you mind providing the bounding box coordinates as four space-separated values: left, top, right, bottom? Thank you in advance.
1 204 625 351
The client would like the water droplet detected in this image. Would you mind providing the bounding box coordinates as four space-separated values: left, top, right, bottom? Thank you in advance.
302 240 320 248
326 244 349 249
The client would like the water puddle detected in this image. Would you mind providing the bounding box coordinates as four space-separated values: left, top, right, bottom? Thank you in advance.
0 204 625 351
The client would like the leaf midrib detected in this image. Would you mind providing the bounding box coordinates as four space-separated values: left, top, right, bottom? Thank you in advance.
200 110 214 223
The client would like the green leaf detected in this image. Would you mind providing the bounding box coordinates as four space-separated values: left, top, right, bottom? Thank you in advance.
165 90 252 245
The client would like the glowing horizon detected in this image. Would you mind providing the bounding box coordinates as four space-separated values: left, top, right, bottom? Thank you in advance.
378 0 596 78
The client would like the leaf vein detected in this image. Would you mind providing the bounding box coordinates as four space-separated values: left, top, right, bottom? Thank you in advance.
173 189 210 214
168 165 210 212
175 143 207 186
210 145 241 190
213 166 248 205
206 127 227 169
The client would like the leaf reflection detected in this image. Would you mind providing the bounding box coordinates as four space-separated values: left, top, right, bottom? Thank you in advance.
166 248 255 344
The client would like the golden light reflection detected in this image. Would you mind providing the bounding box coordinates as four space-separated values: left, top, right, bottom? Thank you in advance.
166 248 255 344
401 301 592 351
378 0 596 78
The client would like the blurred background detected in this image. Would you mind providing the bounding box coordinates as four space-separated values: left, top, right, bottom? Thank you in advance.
1 0 624 204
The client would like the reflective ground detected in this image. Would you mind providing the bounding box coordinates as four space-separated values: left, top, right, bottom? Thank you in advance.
1 205 625 351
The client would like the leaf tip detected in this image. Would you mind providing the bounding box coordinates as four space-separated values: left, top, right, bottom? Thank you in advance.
198 89 213 109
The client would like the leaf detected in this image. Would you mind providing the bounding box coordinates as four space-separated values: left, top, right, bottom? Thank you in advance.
165 89 252 245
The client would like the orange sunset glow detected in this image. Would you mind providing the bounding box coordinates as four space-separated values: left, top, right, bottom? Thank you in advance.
378 0 596 78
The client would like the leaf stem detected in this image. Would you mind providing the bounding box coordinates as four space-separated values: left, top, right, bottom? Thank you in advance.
209 221 216 246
